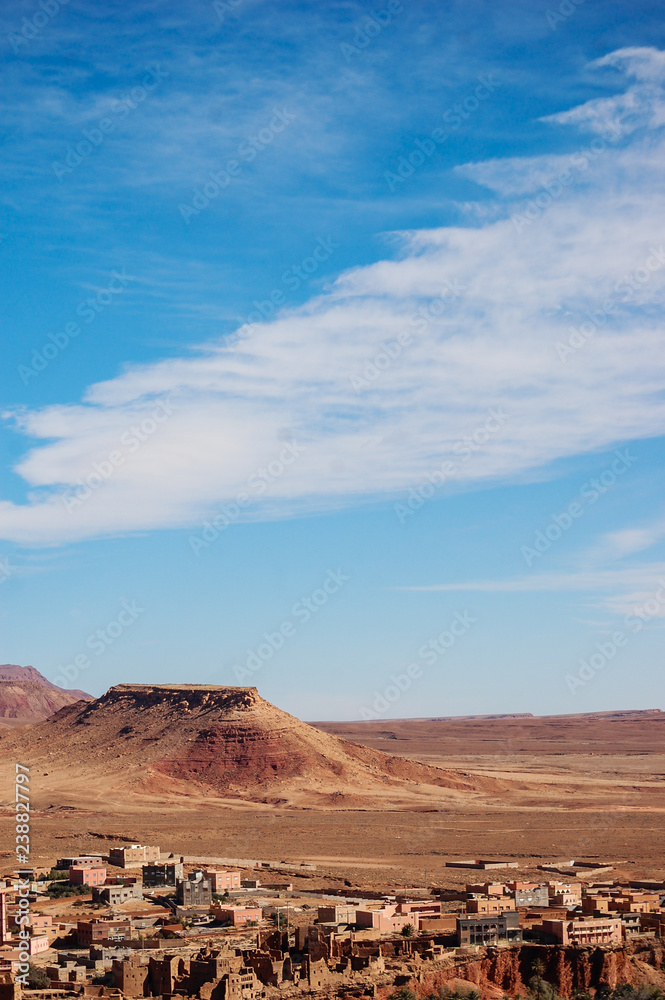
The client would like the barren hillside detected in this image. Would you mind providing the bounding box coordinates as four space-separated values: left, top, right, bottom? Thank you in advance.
0 663 91 726
0 684 501 809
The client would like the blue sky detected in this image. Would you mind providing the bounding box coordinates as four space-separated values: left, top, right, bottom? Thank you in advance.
1 0 665 720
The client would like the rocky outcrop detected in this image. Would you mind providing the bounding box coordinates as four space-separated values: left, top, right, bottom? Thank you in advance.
377 942 665 1000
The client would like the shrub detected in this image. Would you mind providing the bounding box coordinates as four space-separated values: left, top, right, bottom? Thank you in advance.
26 965 50 989
47 883 89 898
389 989 416 1000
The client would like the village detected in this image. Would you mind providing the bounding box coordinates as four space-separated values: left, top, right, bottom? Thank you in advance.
1 843 664 1000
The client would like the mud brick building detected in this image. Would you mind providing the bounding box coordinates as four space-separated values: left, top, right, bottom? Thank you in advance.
317 904 358 924
56 855 105 870
112 948 265 1000
0 972 20 1000
548 882 583 907
77 917 134 946
92 883 142 905
108 844 160 868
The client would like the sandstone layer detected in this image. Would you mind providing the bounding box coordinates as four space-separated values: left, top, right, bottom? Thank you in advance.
0 684 501 809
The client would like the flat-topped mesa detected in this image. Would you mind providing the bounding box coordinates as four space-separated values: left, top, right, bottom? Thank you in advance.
0 681 500 804
82 683 262 716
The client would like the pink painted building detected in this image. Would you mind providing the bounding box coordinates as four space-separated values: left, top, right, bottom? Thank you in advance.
202 869 241 893
69 865 106 887
210 903 261 926
541 917 622 946
355 905 412 934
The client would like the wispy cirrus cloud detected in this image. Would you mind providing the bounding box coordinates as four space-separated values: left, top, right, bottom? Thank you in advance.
2 48 665 547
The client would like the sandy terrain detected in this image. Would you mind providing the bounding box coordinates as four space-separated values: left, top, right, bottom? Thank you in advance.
0 694 663 889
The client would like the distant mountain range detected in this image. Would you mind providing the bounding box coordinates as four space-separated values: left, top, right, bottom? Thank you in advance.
0 663 91 726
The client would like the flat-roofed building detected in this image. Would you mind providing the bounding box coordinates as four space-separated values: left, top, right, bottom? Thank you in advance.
55 856 104 870
355 905 412 935
142 863 183 888
92 884 142 905
458 911 522 946
77 918 134 946
514 886 549 907
202 869 241 893
467 896 516 914
69 865 106 887
176 872 212 907
540 917 622 947
108 844 160 868
211 904 262 927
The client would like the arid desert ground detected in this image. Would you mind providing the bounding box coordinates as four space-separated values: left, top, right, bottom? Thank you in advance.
1 689 663 891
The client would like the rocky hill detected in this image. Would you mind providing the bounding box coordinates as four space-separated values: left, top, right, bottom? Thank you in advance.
0 664 91 726
0 683 501 808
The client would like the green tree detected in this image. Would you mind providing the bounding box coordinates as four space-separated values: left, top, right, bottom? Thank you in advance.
47 882 89 898
26 965 50 989
401 923 415 938
389 989 416 1000
528 959 558 1000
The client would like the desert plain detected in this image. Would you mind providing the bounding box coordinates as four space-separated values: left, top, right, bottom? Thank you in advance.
0 686 663 892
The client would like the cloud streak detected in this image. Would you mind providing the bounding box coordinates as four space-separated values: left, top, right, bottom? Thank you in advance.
2 47 665 547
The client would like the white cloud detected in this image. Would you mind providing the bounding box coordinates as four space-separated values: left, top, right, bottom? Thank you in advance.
396 563 665 620
543 47 665 136
3 47 665 546
594 521 665 560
